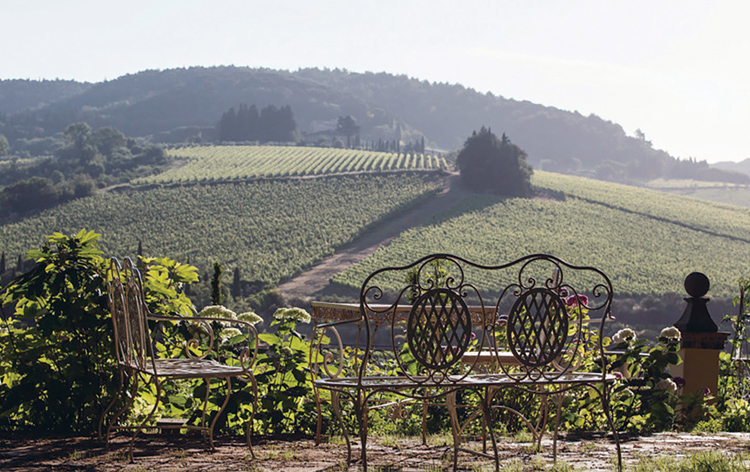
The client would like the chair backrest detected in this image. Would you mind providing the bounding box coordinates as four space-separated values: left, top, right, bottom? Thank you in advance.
107 257 155 372
359 254 491 385
492 254 613 380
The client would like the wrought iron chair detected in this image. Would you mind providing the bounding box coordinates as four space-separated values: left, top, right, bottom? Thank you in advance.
98 257 258 460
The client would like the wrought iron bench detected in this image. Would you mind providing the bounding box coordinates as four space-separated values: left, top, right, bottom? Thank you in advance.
98 257 258 460
313 253 621 471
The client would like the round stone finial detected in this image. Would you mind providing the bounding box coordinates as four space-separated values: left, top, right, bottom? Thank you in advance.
684 272 710 298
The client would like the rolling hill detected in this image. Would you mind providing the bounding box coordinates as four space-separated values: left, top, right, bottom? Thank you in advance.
0 144 746 324
1 66 744 185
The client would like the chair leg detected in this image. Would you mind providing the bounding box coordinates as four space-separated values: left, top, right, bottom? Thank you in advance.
208 376 233 450
245 375 259 459
313 382 324 445
481 388 500 472
332 391 352 464
99 368 126 441
106 371 140 451
128 375 161 462
553 392 564 463
354 392 369 471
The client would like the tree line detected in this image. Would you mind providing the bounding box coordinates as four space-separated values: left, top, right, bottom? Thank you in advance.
0 123 169 217
216 103 298 143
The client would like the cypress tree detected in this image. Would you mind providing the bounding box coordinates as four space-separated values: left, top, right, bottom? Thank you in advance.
211 262 224 305
232 267 242 299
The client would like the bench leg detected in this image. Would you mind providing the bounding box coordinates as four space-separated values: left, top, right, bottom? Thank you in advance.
354 392 369 470
207 377 232 450
481 389 500 472
600 383 622 472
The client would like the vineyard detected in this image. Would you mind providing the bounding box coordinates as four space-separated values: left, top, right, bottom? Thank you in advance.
3 164 749 301
333 171 750 299
133 146 447 185
533 171 750 242
0 174 443 285
645 179 750 208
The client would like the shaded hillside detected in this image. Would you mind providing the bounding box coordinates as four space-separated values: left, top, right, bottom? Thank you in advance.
713 158 750 178
0 79 91 114
0 66 745 184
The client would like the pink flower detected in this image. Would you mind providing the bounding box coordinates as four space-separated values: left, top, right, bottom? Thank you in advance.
673 376 686 388
702 387 711 396
614 371 624 381
565 295 589 307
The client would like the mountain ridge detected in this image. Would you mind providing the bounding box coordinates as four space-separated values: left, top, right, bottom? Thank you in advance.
0 66 745 184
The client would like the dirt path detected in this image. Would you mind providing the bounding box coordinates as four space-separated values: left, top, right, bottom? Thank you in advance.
277 173 469 303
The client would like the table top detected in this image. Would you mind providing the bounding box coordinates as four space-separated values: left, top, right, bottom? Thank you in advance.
310 300 498 325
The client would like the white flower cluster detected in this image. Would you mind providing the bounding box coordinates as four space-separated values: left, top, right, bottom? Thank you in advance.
237 311 262 325
273 307 312 324
659 326 681 343
219 327 243 341
655 378 679 394
612 328 637 345
198 305 237 325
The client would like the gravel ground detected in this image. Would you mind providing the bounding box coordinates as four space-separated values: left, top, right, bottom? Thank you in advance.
3 431 750 471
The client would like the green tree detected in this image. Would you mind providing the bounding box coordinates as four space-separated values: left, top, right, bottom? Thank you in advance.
0 134 8 156
456 127 533 197
90 127 127 157
336 115 360 148
59 122 98 166
211 261 224 305
0 230 112 433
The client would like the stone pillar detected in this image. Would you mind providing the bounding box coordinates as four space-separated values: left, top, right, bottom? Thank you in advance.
670 272 729 401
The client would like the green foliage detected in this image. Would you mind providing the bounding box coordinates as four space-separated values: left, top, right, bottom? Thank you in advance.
135 145 446 184
0 230 112 433
217 104 297 143
570 328 683 434
456 128 533 196
253 307 317 435
137 256 199 316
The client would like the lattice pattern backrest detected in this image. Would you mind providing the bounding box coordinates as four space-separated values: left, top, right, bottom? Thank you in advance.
107 258 151 371
492 254 613 378
360 254 487 384
407 288 472 370
507 288 568 367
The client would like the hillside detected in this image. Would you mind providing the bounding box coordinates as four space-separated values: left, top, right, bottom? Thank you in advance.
1 150 745 310
0 66 743 185
331 171 750 302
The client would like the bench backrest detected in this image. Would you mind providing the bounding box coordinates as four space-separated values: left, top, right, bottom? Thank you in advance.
492 254 612 381
358 253 613 384
106 257 155 372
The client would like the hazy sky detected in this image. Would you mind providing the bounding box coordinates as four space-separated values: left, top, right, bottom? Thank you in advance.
2 0 748 163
